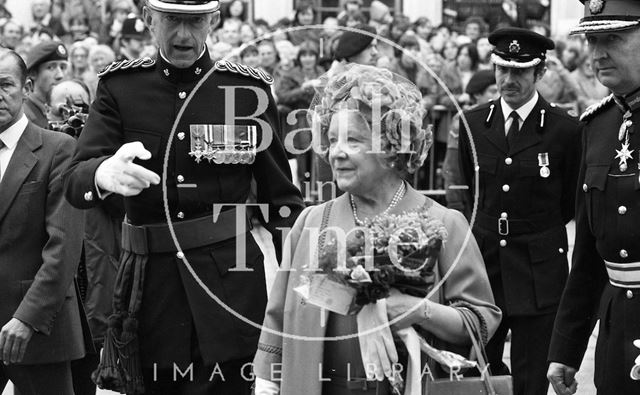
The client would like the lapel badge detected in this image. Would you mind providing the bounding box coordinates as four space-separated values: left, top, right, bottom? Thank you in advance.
509 40 520 54
189 124 257 164
163 68 170 76
538 152 550 178
589 0 604 15
195 67 202 75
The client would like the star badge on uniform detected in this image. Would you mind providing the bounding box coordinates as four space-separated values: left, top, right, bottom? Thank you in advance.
615 141 634 172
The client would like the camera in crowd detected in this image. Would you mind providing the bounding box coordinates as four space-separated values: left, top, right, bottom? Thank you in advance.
48 98 89 139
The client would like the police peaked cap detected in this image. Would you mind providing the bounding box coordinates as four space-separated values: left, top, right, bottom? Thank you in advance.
571 0 640 34
334 24 377 61
489 28 554 69
121 16 148 39
26 40 68 72
146 0 220 14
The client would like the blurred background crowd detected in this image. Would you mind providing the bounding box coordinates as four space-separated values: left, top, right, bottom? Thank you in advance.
0 0 605 199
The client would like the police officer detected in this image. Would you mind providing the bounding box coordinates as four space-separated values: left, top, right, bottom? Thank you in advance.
117 16 148 62
458 28 582 395
63 0 305 394
547 1 640 394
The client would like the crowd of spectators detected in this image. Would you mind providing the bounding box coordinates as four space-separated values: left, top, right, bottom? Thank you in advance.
0 0 609 192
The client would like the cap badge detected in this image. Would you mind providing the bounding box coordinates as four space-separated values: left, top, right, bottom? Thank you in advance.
589 0 604 14
57 44 66 56
509 40 520 54
135 19 145 33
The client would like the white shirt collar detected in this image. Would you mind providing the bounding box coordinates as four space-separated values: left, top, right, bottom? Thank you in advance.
501 91 539 123
0 114 28 150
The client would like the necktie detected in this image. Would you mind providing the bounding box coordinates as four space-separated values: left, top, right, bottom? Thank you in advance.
506 111 519 150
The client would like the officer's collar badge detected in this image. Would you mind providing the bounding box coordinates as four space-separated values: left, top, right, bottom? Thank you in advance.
508 40 520 54
589 0 605 15
214 60 274 85
189 124 257 164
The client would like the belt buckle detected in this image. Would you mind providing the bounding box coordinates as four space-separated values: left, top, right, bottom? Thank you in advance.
498 217 509 236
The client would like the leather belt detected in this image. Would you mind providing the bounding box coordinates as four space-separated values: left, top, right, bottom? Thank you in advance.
474 211 563 236
605 260 640 288
121 208 251 254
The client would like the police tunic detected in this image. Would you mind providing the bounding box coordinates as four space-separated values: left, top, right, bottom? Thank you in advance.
63 53 305 369
458 96 582 316
549 94 640 394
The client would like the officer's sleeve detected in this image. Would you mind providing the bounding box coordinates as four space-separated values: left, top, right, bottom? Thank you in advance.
560 120 583 224
251 84 305 259
63 79 124 210
548 127 607 369
457 113 475 222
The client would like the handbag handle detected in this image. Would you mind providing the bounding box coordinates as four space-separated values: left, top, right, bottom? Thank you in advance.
459 309 497 395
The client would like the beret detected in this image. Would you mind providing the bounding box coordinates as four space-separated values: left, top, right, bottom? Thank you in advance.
489 27 554 69
334 24 376 61
26 40 68 71
465 70 496 96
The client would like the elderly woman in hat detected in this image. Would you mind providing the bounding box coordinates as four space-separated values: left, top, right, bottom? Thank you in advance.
254 64 500 395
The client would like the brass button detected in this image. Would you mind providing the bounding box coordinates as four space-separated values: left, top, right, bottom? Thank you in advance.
620 249 629 258
500 239 507 247
618 206 627 215
502 184 510 192
179 91 187 99
558 248 564 254
500 212 508 218
505 157 513 165
583 184 588 192
177 211 185 219
178 132 185 140
627 290 634 299
177 175 184 183
84 191 93 201
176 251 184 259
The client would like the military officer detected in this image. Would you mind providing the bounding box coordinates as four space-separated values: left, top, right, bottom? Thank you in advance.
62 0 305 394
458 28 582 395
547 1 640 394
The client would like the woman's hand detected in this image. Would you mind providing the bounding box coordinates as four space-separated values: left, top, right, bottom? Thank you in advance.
386 288 425 329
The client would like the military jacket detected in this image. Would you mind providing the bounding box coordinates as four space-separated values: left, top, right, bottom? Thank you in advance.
458 95 582 315
549 94 640 392
62 54 305 368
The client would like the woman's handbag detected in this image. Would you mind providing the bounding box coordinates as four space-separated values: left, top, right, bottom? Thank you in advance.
424 309 513 395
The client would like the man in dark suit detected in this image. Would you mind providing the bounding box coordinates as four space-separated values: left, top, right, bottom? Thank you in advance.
0 48 86 394
458 28 582 395
63 0 305 394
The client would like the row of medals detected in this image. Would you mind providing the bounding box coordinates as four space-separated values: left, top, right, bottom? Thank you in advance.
616 111 635 174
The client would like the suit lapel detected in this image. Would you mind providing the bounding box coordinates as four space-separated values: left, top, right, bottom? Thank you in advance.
482 100 509 154
509 96 545 156
0 124 41 224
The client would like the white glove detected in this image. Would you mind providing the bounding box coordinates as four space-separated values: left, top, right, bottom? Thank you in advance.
547 362 578 395
254 377 280 395
357 299 399 381
95 141 160 197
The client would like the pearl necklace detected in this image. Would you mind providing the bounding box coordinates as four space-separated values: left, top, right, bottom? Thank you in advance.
349 181 406 226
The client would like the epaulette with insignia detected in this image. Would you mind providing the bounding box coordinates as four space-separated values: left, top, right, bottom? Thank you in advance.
214 60 274 85
98 57 155 78
580 94 614 122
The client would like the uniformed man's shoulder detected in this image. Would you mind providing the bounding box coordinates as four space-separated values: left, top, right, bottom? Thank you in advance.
579 94 615 122
214 60 274 85
545 102 580 125
97 57 156 79
464 100 494 116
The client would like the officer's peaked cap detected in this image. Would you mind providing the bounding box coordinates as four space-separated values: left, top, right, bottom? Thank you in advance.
146 0 220 14
571 0 640 35
488 27 554 69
